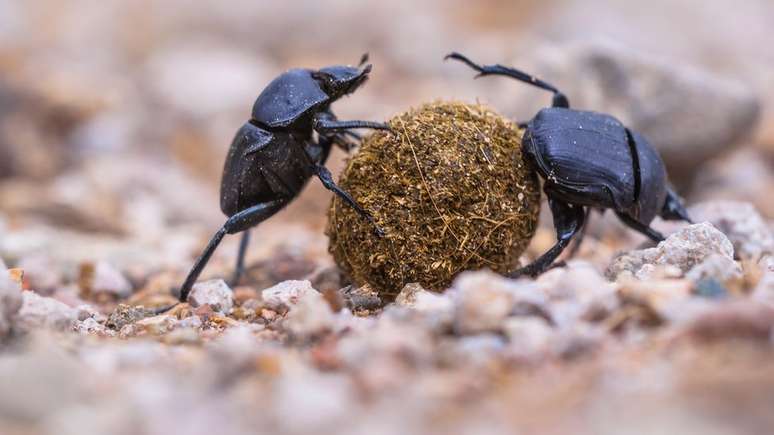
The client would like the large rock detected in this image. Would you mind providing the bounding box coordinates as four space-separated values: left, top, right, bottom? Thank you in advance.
525 41 761 188
607 223 737 282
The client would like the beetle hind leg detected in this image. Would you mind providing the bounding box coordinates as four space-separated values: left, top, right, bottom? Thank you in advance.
615 212 665 243
178 199 288 303
661 186 693 223
510 199 586 278
230 230 251 287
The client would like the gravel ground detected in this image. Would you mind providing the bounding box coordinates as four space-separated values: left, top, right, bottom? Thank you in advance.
1 1 774 434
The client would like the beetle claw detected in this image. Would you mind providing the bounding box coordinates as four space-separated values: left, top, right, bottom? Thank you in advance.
358 53 369 67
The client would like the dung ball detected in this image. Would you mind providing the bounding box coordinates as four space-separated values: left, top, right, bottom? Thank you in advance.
326 101 541 300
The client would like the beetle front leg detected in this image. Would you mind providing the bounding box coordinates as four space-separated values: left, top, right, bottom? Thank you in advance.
566 207 592 259
510 198 586 278
313 114 390 136
327 131 359 153
314 164 384 237
314 112 386 151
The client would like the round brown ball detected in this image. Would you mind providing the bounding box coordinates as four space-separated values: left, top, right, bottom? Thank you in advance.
327 101 541 300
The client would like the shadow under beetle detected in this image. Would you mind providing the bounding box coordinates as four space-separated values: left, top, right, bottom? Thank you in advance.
445 52 692 278
178 55 388 302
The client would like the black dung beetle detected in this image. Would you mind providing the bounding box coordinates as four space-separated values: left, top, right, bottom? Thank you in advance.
178 55 389 302
445 52 692 277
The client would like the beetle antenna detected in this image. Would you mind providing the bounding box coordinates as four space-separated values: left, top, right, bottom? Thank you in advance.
444 52 570 108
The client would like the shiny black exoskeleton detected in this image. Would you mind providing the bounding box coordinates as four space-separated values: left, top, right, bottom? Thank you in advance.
446 52 692 277
179 56 388 302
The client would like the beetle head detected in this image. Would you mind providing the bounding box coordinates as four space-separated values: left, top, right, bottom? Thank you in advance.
313 64 371 99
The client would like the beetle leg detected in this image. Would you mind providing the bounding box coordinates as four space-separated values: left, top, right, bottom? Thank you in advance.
230 229 251 287
615 212 665 243
314 164 385 237
660 186 693 223
313 111 389 135
327 132 359 153
315 111 377 151
445 52 570 108
510 199 586 278
178 227 227 303
313 117 390 135
178 199 287 302
566 207 592 258
314 111 389 153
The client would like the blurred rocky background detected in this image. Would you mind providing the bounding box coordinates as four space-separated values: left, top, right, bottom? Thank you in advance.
1 1 773 434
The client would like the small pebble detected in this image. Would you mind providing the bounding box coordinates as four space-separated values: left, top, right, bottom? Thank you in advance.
15 291 79 333
106 304 153 330
135 314 177 335
395 283 452 313
284 290 335 339
262 280 315 309
340 284 382 312
188 279 234 314
503 317 554 359
78 260 133 299
450 271 516 335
